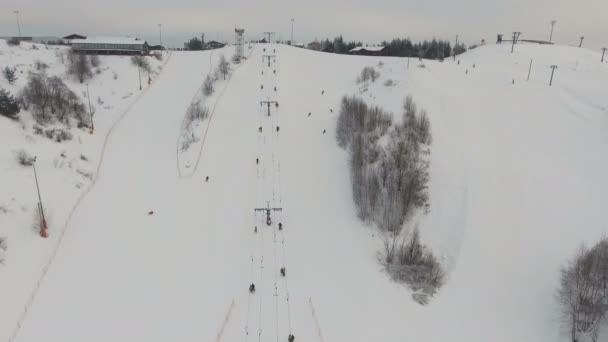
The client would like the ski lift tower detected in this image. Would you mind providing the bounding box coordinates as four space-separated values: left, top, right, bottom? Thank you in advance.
235 28 245 59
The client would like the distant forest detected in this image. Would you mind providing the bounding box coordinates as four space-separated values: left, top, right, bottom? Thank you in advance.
310 36 468 60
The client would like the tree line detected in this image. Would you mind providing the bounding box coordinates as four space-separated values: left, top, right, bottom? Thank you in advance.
310 35 467 60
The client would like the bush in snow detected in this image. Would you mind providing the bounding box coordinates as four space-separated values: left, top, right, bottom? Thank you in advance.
44 128 73 142
218 55 230 80
203 74 215 96
34 60 49 72
15 149 35 166
186 101 209 123
356 66 380 83
3 66 17 84
0 88 20 119
89 54 101 68
7 37 20 46
384 227 445 305
0 236 6 265
383 79 395 87
557 238 608 342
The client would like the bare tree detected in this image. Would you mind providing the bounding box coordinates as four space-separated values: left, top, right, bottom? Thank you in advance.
131 55 151 73
558 240 608 342
218 55 230 80
67 51 93 83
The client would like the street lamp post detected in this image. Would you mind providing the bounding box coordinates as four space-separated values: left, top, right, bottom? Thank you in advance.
290 18 294 45
158 24 163 51
86 84 94 132
32 157 48 238
13 10 22 37
549 20 556 43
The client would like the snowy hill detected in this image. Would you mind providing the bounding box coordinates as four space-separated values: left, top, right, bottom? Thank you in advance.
3 41 608 342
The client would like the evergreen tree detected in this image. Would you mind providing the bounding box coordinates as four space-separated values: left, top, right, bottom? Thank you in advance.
3 66 17 85
185 37 204 50
0 88 20 118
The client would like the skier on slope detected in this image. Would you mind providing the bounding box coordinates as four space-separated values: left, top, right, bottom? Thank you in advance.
288 334 295 342
276 126 280 132
249 283 256 293
256 158 259 164
280 267 286 277
278 222 283 231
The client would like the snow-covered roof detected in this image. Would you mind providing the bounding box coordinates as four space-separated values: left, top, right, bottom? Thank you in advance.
349 46 386 52
71 37 147 45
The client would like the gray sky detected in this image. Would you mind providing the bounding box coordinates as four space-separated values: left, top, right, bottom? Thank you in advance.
1 0 606 50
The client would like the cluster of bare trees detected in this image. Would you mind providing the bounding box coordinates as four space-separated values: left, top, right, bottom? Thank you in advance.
337 95 431 230
356 66 381 83
558 238 608 342
180 55 232 152
19 72 88 127
337 94 442 303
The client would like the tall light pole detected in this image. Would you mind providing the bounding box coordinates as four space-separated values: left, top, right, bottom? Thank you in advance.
86 84 94 132
13 10 22 37
290 18 294 45
32 157 48 238
549 20 557 43
158 24 163 51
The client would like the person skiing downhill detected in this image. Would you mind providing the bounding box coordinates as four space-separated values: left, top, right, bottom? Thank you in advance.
278 222 283 231
249 283 256 293
280 267 286 277
288 334 295 342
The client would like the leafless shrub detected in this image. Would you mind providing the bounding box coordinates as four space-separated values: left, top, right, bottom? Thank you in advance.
7 37 20 46
34 60 49 71
186 101 208 123
356 66 380 83
203 74 215 96
0 236 6 265
15 149 35 166
44 128 73 142
89 54 100 67
385 227 445 304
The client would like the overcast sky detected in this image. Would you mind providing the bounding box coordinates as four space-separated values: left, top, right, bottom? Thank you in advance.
1 0 606 50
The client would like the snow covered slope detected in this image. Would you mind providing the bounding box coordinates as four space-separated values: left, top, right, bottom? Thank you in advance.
9 42 608 342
